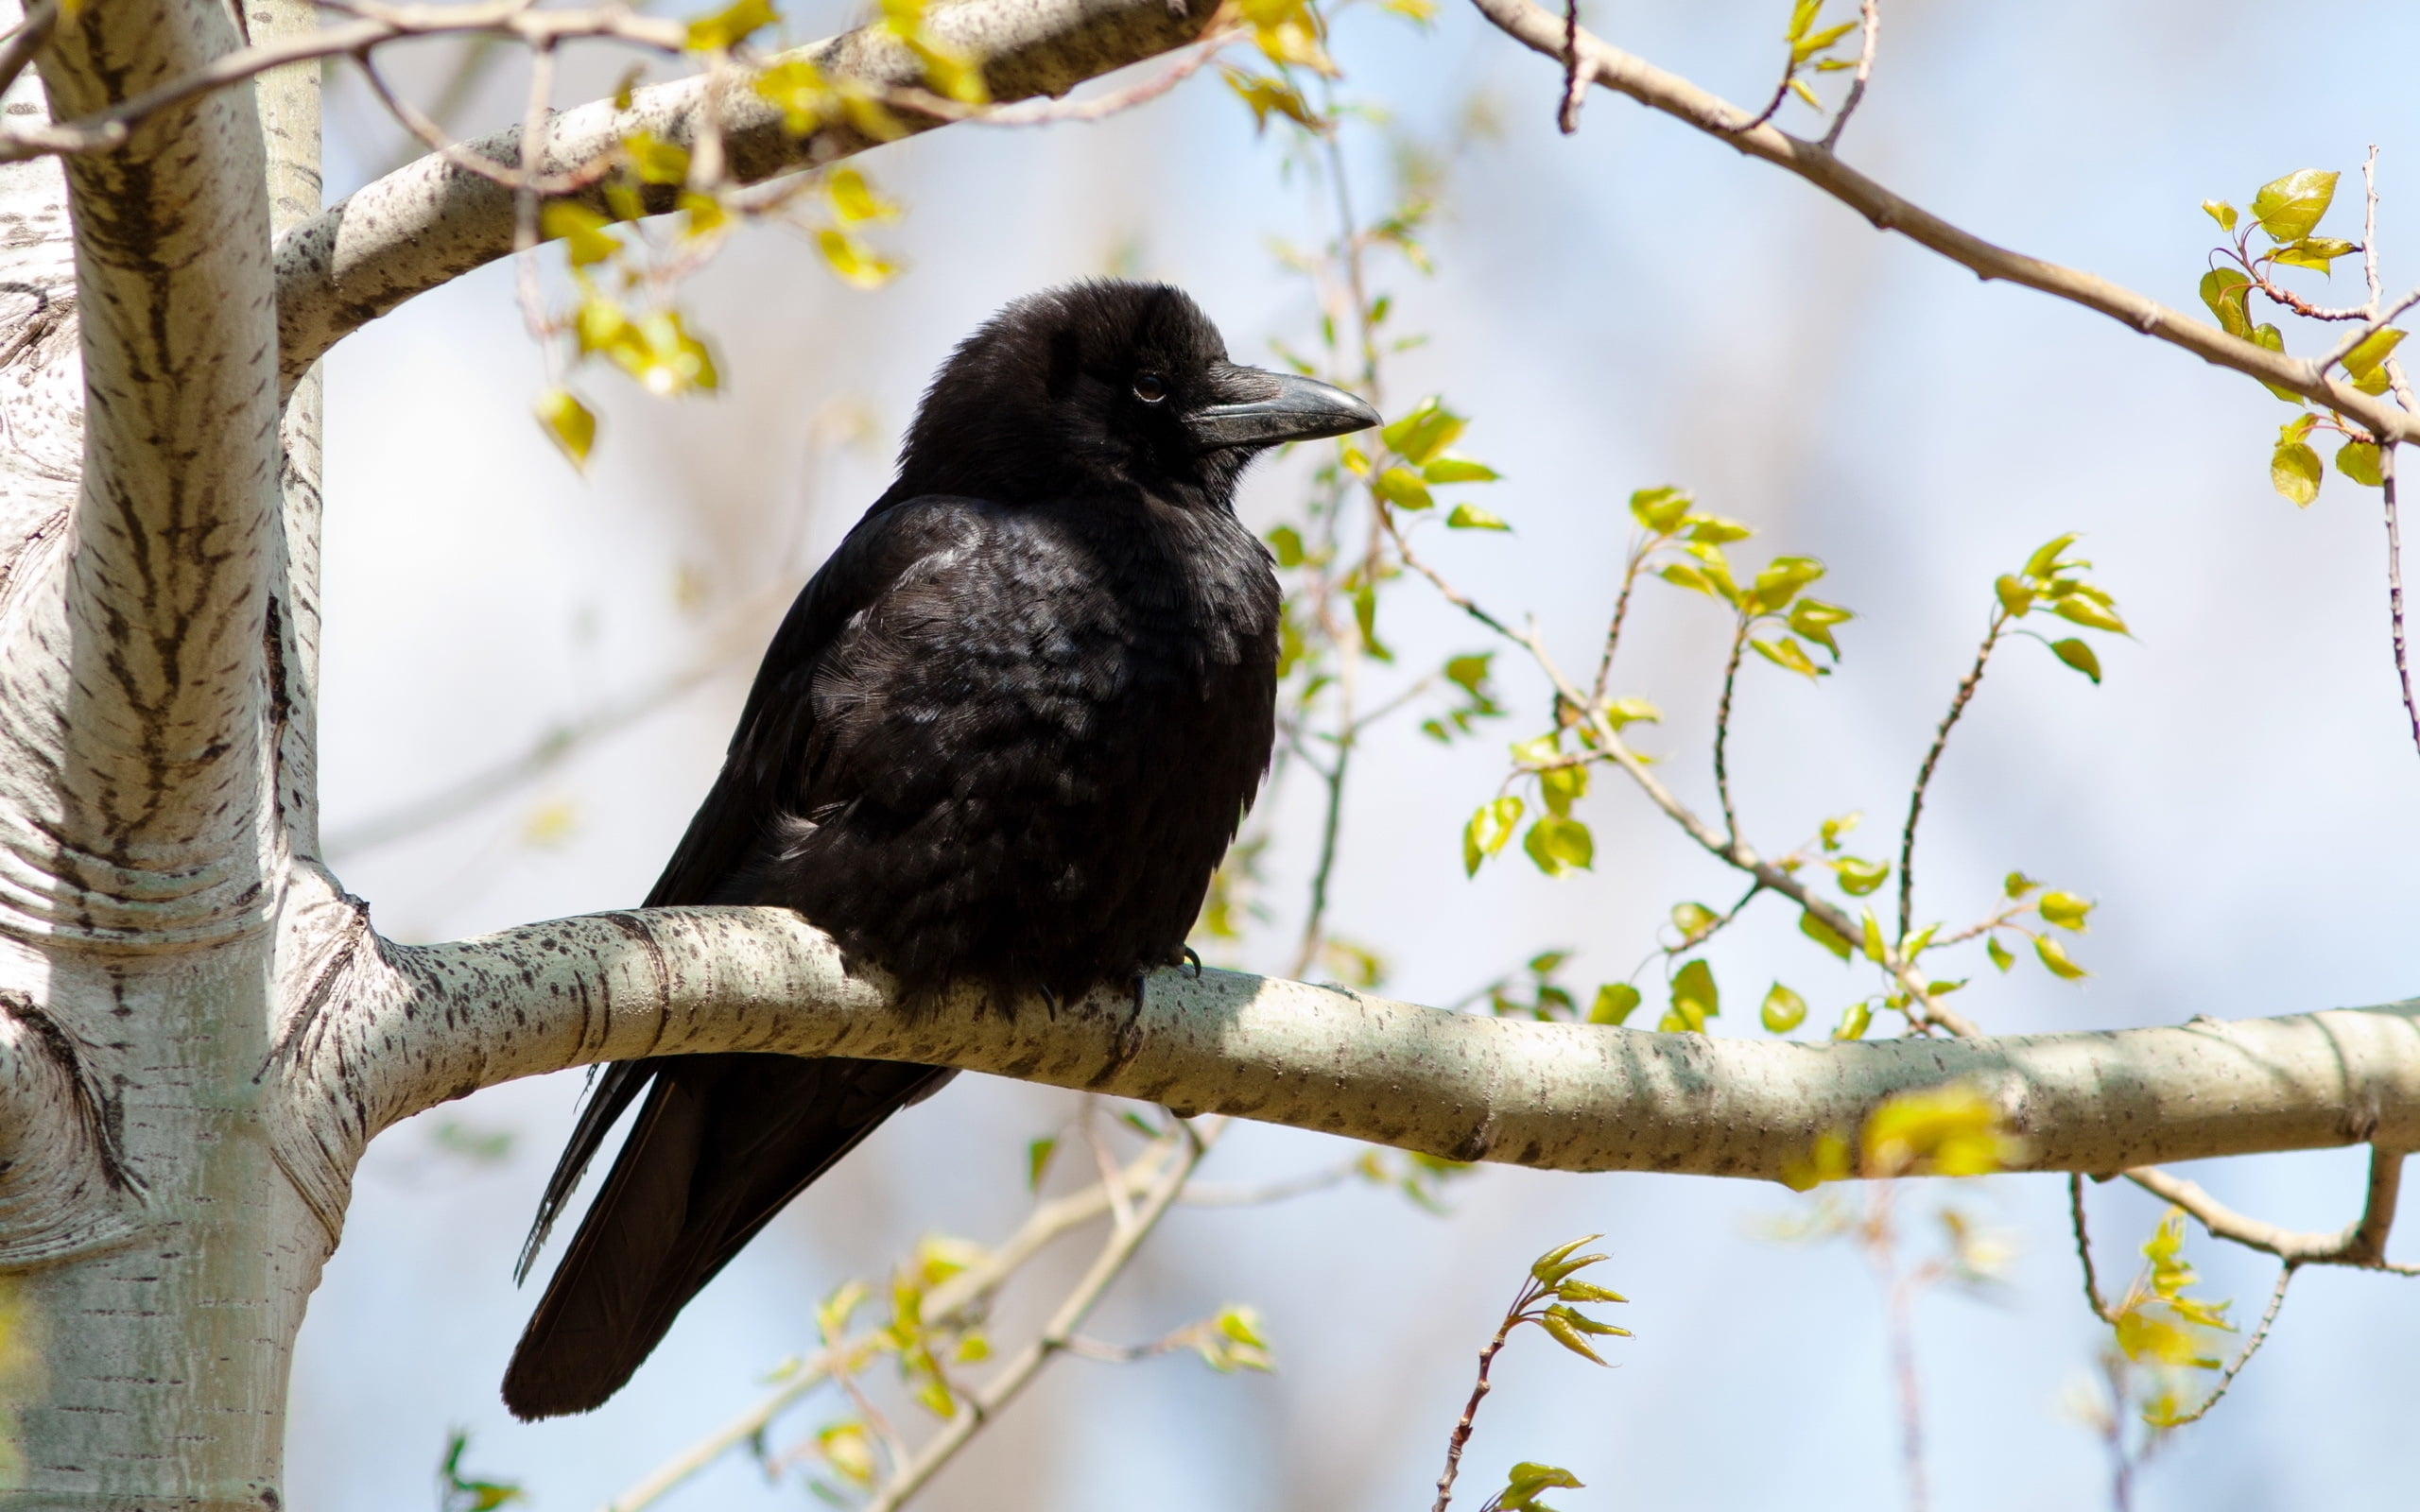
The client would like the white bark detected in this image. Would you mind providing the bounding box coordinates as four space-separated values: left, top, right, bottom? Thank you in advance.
270 0 1228 390
0 0 2400 1503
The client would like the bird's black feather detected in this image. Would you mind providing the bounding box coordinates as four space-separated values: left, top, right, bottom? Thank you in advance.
501 281 1376 1419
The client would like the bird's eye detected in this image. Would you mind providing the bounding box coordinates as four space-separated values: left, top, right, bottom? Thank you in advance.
1132 371 1169 404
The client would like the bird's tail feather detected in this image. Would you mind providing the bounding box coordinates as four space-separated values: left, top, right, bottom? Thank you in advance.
501 1053 954 1420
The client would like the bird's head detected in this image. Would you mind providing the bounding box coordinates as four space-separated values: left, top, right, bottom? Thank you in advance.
894 280 1381 507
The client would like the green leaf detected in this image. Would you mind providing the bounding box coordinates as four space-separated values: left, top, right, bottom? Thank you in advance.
1668 957 1718 1030
2202 198 2238 232
2271 439 2323 507
1026 1137 1057 1191
541 202 618 266
1788 597 1852 655
1378 397 1467 466
1760 981 1807 1033
1752 555 1826 608
1446 503 1510 531
2337 439 2385 488
2038 890 2093 931
1659 563 1719 597
2052 595 2130 634
1373 465 1434 511
686 0 781 49
1523 815 1594 876
2048 637 2101 682
2250 323 2308 404
1791 18 1857 62
1629 485 1692 534
1685 513 1754 544
1463 796 1524 875
1800 907 1853 960
1858 907 1888 964
2198 268 2253 340
1538 761 1589 817
1996 574 2034 616
2251 168 2340 243
1785 0 1822 42
2343 326 2408 395
1538 1310 1611 1366
1444 653 1493 696
1267 524 1305 566
2271 235 2358 272
1985 935 2014 972
2034 934 2088 979
535 388 596 470
1749 635 1823 679
2004 869 2041 898
1423 455 1499 484
2021 533 2081 580
1589 982 1641 1025
1833 855 1889 897
1670 901 1719 941
1833 1000 1873 1040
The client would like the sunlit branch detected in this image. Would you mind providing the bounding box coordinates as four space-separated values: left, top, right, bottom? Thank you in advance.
1461 0 2420 446
2121 1157 2417 1272
1896 605 2006 941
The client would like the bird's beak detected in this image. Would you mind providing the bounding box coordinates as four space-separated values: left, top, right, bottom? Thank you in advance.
1186 367 1383 453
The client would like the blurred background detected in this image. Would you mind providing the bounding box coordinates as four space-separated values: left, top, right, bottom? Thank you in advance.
294 0 2420 1507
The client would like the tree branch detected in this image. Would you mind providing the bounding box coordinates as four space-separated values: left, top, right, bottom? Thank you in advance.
271 0 1226 391
1462 0 2420 447
2122 1156 2415 1272
281 902 2420 1189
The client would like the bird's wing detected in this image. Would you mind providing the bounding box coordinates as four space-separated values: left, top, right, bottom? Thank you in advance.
507 495 989 1398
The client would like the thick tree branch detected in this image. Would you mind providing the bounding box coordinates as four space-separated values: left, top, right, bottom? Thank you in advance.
1464 0 2420 447
281 904 2420 1190
270 0 1223 390
6 0 283 945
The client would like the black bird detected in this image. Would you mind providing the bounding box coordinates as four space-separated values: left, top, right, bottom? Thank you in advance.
501 281 1379 1419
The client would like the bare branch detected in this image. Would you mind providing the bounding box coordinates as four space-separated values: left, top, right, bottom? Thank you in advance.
1462 0 2420 446
1816 0 1877 151
2067 1173 2115 1324
2156 1263 2294 1428
2122 1160 2418 1273
272 0 1230 389
1897 606 2005 939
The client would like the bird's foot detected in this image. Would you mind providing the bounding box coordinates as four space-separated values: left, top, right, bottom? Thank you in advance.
1180 946 1203 980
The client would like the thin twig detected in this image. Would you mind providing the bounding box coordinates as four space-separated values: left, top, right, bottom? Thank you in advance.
1872 1188 1929 1512
1816 0 1877 151
1431 1276 1537 1512
2154 1263 2295 1427
1555 0 1584 134
601 1134 1192 1512
1711 617 1751 845
2068 1174 2115 1323
2122 1160 2420 1272
2385 449 2420 763
1589 541 1650 703
1896 607 2006 939
1462 0 2420 445
0 0 57 105
857 1123 1210 1512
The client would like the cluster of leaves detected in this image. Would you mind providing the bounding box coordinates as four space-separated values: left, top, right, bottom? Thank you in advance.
1455 1237 1632 1512
1749 0 1869 118
2196 168 2405 503
2102 1209 2237 1427
1784 1082 2027 1191
436 1432 526 1512
1218 0 1437 134
533 0 959 467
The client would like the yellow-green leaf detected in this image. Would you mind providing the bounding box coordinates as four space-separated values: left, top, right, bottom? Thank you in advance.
1800 907 1853 960
2251 168 2339 244
686 0 780 50
2033 934 2087 979
2337 439 2385 488
1523 816 1594 876
1760 981 1807 1033
1538 761 1588 817
2198 268 2252 339
1463 795 1524 875
541 202 618 266
2343 326 2407 394
1750 635 1823 680
1373 465 1434 511
1788 597 1852 655
1833 1000 1873 1040
2048 637 2100 682
2271 235 2358 273
2038 889 2092 932
1379 397 1467 466
535 388 596 469
2051 594 2129 634
1589 983 1640 1025
622 130 691 186
1629 485 1692 534
1996 573 2033 616
815 228 899 289
1833 855 1888 897
1423 455 1498 484
1445 503 1510 530
1668 957 1718 1029
2201 198 2238 232
2271 439 2323 507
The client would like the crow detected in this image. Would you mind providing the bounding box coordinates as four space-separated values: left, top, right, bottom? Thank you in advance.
501 280 1379 1420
